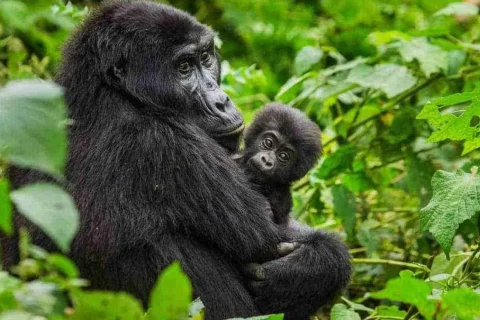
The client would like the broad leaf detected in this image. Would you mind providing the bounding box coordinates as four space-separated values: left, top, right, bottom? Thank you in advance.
10 183 79 252
417 88 480 155
0 80 68 178
435 2 479 17
397 38 448 77
294 46 323 75
375 305 407 318
330 304 361 320
71 291 144 320
347 64 417 98
371 272 436 318
441 289 480 319
0 179 12 235
331 185 356 239
229 315 283 320
420 168 480 258
313 145 356 180
148 262 192 320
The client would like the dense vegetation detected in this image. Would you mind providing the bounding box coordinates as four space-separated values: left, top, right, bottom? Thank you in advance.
0 0 480 319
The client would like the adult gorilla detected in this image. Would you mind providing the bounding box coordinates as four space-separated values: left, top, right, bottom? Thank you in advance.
4 1 350 319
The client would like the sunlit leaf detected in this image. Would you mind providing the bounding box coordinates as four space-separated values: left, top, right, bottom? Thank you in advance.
441 289 480 319
375 305 407 318
417 88 480 155
330 304 361 320
371 272 436 318
398 38 448 77
71 291 144 320
347 64 417 98
148 262 192 320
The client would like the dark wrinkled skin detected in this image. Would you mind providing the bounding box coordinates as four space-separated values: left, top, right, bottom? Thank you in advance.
1 2 351 320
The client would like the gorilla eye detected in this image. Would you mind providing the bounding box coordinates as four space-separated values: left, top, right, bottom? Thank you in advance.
278 152 290 163
200 51 210 63
179 61 191 74
263 137 274 149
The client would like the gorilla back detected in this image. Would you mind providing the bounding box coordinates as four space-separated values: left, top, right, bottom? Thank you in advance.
3 1 351 319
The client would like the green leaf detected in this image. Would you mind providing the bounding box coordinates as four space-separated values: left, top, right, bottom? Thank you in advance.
342 172 374 192
0 80 68 178
398 38 448 77
46 254 79 278
71 291 144 320
294 46 323 75
229 315 283 320
331 185 356 239
0 311 34 320
356 220 380 257
371 273 436 318
375 305 407 318
330 304 361 320
15 281 67 316
10 183 79 252
417 89 480 155
442 289 480 320
346 64 417 98
314 145 356 180
148 262 192 320
420 168 480 258
0 179 12 235
435 2 479 16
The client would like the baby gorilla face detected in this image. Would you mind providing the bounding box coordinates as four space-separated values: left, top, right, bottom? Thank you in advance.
246 130 296 183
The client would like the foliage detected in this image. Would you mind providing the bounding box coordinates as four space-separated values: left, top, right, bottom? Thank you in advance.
0 0 480 319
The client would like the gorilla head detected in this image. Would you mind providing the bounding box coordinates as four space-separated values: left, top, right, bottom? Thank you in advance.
243 103 322 184
59 0 243 149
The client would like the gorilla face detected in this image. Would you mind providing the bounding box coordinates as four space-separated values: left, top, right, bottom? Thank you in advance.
172 37 244 138
93 1 244 140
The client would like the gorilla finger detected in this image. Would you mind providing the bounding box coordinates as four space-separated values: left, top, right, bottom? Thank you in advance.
244 263 265 281
277 242 300 256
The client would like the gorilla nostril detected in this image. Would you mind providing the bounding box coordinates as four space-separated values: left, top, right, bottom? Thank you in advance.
261 156 273 168
216 101 226 112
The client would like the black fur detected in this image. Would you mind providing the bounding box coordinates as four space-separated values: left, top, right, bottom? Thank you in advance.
237 103 321 225
2 2 351 319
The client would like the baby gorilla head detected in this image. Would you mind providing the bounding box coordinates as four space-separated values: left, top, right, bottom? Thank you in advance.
242 103 321 185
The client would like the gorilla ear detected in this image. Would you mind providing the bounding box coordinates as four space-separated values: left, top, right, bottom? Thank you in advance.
109 59 127 82
113 65 124 79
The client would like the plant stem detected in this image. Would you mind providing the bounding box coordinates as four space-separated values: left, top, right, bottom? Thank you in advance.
352 258 430 272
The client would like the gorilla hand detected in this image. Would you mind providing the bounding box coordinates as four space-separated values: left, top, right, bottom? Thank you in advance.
245 224 351 320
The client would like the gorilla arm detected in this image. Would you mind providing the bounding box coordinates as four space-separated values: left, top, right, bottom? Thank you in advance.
245 219 351 319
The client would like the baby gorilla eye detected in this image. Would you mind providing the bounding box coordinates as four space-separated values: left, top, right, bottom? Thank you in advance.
263 137 274 149
200 51 210 63
278 151 290 163
179 61 191 74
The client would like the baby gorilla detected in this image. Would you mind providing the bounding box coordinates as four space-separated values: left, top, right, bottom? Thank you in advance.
235 103 321 225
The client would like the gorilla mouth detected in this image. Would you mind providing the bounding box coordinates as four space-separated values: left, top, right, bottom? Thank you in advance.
212 123 245 137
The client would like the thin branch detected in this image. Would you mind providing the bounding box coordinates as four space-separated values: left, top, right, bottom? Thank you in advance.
352 258 430 273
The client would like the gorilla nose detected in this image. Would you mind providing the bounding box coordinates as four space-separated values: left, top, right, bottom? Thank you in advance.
215 94 229 113
261 155 273 168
